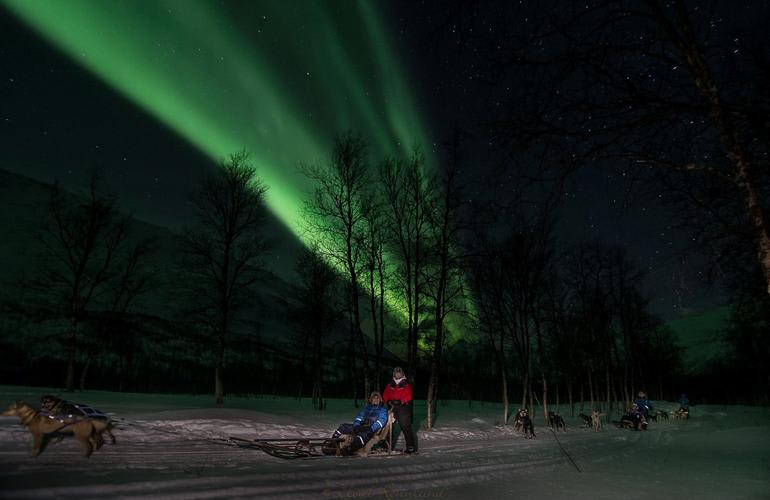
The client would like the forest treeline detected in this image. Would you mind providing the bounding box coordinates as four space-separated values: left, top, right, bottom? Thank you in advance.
1 0 769 421
0 123 766 423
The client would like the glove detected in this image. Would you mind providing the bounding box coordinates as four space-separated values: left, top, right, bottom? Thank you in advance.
389 399 402 406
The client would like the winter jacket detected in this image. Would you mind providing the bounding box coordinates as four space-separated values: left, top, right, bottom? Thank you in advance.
634 397 652 416
383 378 413 406
353 403 389 433
678 394 689 409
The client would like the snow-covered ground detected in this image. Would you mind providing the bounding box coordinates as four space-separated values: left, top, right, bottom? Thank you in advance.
1 386 768 499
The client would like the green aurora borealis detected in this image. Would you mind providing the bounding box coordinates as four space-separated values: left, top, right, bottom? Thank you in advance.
2 0 435 239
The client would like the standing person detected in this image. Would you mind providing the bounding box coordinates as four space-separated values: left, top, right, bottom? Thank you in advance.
331 391 389 453
678 393 690 411
383 366 416 454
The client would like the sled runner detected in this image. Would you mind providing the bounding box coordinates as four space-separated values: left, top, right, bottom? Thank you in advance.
224 437 337 459
224 435 404 460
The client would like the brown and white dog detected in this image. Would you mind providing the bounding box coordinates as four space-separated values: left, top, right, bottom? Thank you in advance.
591 410 605 432
40 395 116 446
2 401 113 457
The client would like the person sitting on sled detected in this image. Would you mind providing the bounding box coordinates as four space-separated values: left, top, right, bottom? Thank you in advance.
331 391 389 453
634 391 653 418
622 403 647 430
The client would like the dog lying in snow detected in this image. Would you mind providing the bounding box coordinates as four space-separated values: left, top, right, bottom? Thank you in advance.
2 401 114 457
514 408 535 438
591 410 605 432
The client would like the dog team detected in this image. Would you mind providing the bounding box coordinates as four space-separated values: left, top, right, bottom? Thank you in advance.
2 385 691 457
515 390 691 438
2 395 116 457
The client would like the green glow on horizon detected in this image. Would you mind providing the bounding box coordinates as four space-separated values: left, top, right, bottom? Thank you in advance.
2 0 438 322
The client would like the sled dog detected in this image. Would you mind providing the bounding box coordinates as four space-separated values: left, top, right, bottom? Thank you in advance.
2 401 113 457
548 411 566 431
514 408 535 438
40 394 116 445
591 410 605 432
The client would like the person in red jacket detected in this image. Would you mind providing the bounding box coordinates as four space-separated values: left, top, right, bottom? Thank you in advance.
382 366 416 453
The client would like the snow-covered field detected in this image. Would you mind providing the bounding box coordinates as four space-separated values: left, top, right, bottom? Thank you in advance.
1 386 768 499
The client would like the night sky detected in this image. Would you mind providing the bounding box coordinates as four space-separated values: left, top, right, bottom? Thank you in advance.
0 0 746 319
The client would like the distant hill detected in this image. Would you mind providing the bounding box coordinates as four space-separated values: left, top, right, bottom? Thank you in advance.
0 168 405 362
666 306 731 373
0 168 298 342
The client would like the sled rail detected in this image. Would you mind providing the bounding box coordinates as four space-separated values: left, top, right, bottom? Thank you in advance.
225 436 341 459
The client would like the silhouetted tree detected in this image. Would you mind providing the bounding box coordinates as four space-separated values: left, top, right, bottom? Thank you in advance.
180 151 269 404
424 135 467 429
443 0 770 295
300 132 373 400
293 244 341 410
79 236 157 390
30 170 132 391
379 149 430 383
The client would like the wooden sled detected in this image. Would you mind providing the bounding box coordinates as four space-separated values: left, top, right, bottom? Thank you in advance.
225 436 337 459
226 409 397 460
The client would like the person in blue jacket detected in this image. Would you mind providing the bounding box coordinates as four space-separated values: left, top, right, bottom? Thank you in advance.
678 394 689 411
332 391 389 453
634 391 653 417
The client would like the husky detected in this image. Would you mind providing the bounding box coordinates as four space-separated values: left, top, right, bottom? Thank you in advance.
514 408 535 438
2 401 113 457
40 394 116 445
591 410 605 432
548 411 566 431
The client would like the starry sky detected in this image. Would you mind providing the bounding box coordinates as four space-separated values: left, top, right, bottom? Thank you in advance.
0 0 739 320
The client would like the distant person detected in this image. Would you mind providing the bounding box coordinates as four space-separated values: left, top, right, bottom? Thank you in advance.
383 366 416 454
678 393 689 411
634 391 653 418
331 391 388 454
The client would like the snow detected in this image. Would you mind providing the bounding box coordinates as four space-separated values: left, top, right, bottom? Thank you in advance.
1 386 769 499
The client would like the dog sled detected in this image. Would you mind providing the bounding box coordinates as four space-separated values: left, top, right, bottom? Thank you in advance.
225 436 342 459
224 435 405 460
225 409 400 460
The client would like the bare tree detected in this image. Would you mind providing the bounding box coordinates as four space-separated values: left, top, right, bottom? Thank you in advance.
362 200 388 388
378 148 430 384
30 171 132 391
468 233 512 425
300 132 372 399
180 151 269 404
293 244 341 410
79 237 157 390
447 0 770 294
424 136 467 429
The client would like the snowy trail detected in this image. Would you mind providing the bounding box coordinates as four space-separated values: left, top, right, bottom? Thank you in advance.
1 403 769 499
0 416 648 499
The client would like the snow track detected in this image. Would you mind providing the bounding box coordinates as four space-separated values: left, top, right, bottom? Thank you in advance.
2 406 769 499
